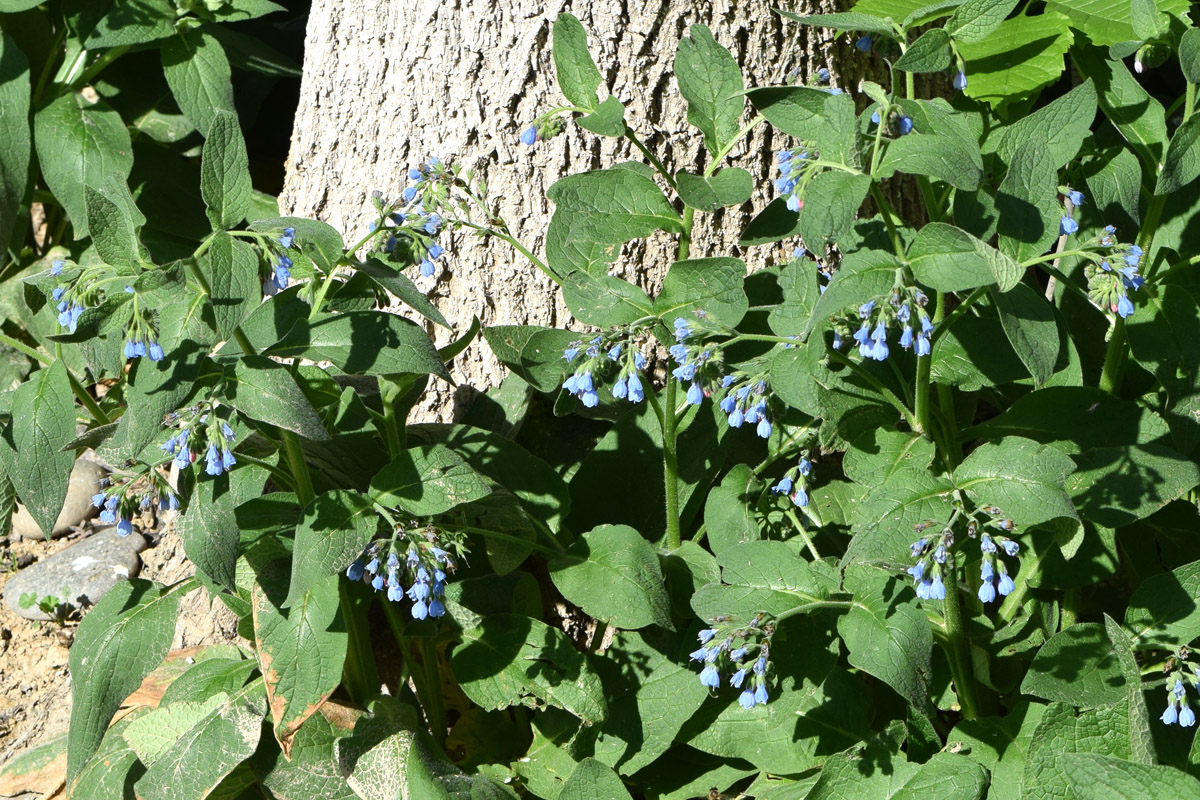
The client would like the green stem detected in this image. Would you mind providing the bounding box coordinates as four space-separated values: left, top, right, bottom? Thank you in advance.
68 371 111 426
941 561 986 720
455 220 558 284
339 578 380 705
1060 587 1080 630
826 348 917 429
704 116 767 177
625 125 677 190
1098 317 1127 396
932 293 959 466
418 639 447 748
453 525 565 557
930 287 986 345
868 184 907 260
663 208 694 551
281 431 315 507
70 45 130 90
784 507 821 560
1184 82 1196 123
0 331 50 365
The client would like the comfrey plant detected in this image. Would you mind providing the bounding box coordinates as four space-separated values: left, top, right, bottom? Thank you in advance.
3 1 1200 798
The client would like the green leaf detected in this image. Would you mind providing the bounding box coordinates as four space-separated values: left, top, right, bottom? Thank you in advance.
200 110 251 230
779 10 899 35
179 473 243 591
805 248 901 338
576 95 625 137
1047 0 1190 45
123 694 230 764
676 167 753 211
955 437 1078 529
66 580 180 789
845 466 955 564
1022 702 1135 798
1071 45 1167 166
961 12 1073 107
1130 0 1166 39
252 563 347 746
266 311 450 380
357 258 450 328
227 355 329 441
197 231 258 340
85 0 175 49
1180 28 1200 83
839 564 937 716
877 128 983 190
450 613 607 723
84 183 141 267
908 223 1022 292
691 541 835 620
1124 560 1200 648
552 13 602 110
369 444 492 516
1125 284 1200 397
993 283 1060 387
546 168 683 277
1022 623 1126 707
562 271 654 327
654 257 749 327
1059 753 1200 799
161 28 236 135
703 464 764 556
0 361 74 537
951 703 1048 800
1067 443 1200 528
69 718 142 800
1103 615 1157 764
852 0 964 24
985 77 1095 168
1155 113 1200 195
844 428 936 488
947 0 1021 41
798 171 871 248
549 524 673 630
248 216 344 273
750 87 860 167
0 33 30 261
1083 146 1141 228
560 758 633 800
996 140 1061 263
134 682 267 800
895 28 953 72
675 25 744 156
286 491 377 607
257 710 356 800
33 92 132 239
739 197 802 246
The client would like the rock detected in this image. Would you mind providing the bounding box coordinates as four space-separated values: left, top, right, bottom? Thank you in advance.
10 459 107 541
3 528 146 621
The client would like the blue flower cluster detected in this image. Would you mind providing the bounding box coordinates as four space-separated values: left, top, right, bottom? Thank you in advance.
689 620 773 708
717 373 774 438
869 108 913 136
48 260 88 333
1162 656 1198 727
122 304 166 364
518 114 565 147
562 333 649 406
774 149 809 212
347 531 460 619
771 455 813 507
977 529 1019 604
908 529 950 600
844 293 934 361
1086 225 1146 319
376 165 450 279
92 480 180 538
161 417 237 478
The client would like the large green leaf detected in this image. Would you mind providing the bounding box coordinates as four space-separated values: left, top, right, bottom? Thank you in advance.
877 128 983 191
1124 560 1200 648
67 580 181 789
654 257 749 327
947 0 1021 41
549 524 673 630
560 758 634 800
749 87 860 168
845 466 955 564
33 92 132 239
798 171 871 249
1047 0 1190 45
561 271 654 328
545 168 683 277
227 355 329 441
369 444 492 517
691 541 836 620
908 222 1022 292
162 28 236 135
265 311 451 380
1125 284 1200 397
993 284 1061 387
804 248 901 338
984 78 1096 169
286 491 378 608
1059 753 1200 799
675 167 753 211
85 0 176 49
1021 623 1125 707
84 182 142 268
1021 702 1134 799
1156 114 1200 196
806 750 987 800
674 25 743 155
960 12 1073 107
1071 46 1166 167
200 110 251 230
0 32 30 261
895 28 953 72
0 361 74 537
996 139 1061 263
197 231 259 340
450 613 608 724
552 13 602 110
133 682 267 800
252 563 347 746
954 437 1078 530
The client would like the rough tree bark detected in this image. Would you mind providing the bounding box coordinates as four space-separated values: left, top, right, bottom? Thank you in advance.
282 0 870 420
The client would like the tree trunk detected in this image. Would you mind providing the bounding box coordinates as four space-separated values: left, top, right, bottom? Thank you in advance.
282 0 857 420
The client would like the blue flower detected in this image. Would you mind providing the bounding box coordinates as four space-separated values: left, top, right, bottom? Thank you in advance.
1068 190 1085 206
754 656 766 675
91 492 107 508
690 646 710 662
429 598 446 617
897 116 913 135
148 342 165 362
627 375 645 403
1181 706 1197 727
699 665 721 688
412 598 429 619
728 407 744 428
520 126 538 146
371 574 385 591
58 304 84 333
52 287 64 301
1117 295 1135 318
387 582 405 602
1162 702 1179 725
870 110 880 125
979 581 996 603
730 647 747 660
116 518 133 537
402 186 418 202
756 417 773 438
786 195 801 212
1001 540 1019 557
1060 216 1079 235
953 70 967 90
346 560 365 581
731 669 747 688
687 382 704 405
739 688 757 708
205 444 222 476
420 259 436 277
828 87 843 95
612 377 628 399
856 35 873 52
815 68 830 83
868 321 889 361
793 487 808 507
773 475 794 495
754 684 769 705
859 300 876 318
899 325 914 349
50 261 63 275
221 448 236 470
698 628 718 644
997 573 1015 595
280 227 295 248
928 576 946 600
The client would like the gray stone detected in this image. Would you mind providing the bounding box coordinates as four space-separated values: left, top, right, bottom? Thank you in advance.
3 528 146 621
11 459 107 541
